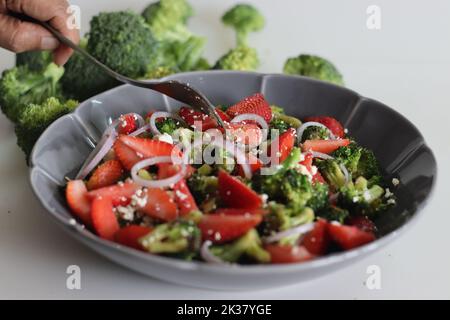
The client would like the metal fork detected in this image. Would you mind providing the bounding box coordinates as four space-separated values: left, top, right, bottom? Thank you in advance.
11 12 225 128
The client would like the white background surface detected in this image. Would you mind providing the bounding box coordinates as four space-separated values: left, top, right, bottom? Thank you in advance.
0 0 449 299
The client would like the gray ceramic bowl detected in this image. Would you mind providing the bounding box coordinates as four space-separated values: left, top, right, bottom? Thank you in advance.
29 71 436 290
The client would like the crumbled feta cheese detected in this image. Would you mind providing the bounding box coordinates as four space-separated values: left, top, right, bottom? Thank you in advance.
156 133 173 145
392 178 400 186
131 193 147 208
298 164 313 181
299 153 305 162
116 205 135 221
353 196 359 203
175 190 188 201
311 165 318 175
363 191 372 201
344 128 348 134
385 188 393 198
387 198 396 205
261 194 269 203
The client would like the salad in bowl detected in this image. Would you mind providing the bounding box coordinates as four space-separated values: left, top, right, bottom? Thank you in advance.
65 93 397 265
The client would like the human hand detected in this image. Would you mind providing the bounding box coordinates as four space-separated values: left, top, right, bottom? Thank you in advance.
0 0 80 65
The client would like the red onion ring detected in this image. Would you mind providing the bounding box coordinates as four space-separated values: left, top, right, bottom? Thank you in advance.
200 240 227 264
130 123 151 137
310 151 334 160
263 222 315 244
149 111 182 136
131 156 186 188
297 122 336 142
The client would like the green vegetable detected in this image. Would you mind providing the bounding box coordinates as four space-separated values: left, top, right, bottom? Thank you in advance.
15 97 78 161
0 63 64 122
187 173 218 204
139 220 201 257
156 117 180 134
306 182 329 211
210 229 270 263
332 143 381 181
301 126 329 142
264 203 314 233
87 11 158 78
273 113 302 128
16 51 52 71
316 159 347 190
283 54 344 86
339 176 391 216
214 4 265 71
269 118 291 136
317 205 349 223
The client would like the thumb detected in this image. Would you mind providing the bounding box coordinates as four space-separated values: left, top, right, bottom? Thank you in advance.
0 14 60 53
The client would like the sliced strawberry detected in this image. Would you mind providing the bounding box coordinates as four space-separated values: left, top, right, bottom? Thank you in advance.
312 171 326 184
213 208 268 216
199 213 262 243
218 170 262 209
328 222 375 250
270 127 296 164
138 188 178 221
86 160 123 190
114 135 178 170
347 215 376 233
66 180 91 226
302 219 330 255
226 93 272 123
87 181 139 206
91 196 120 240
304 116 345 138
118 114 138 135
157 163 195 180
300 153 325 184
179 106 230 131
302 138 350 154
265 245 315 264
114 225 153 250
226 122 262 146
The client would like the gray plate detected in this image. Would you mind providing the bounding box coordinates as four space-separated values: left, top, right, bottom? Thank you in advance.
29 71 437 290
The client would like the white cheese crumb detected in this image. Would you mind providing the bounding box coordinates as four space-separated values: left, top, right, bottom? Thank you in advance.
387 198 396 205
298 164 313 181
392 178 400 186
385 188 393 198
116 205 135 221
175 190 188 200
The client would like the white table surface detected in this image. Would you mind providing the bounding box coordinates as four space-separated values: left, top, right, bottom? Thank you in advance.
1 0 449 299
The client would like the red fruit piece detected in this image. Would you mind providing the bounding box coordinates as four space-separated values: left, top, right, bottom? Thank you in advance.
218 170 262 209
302 138 350 154
118 114 138 135
138 188 178 221
179 106 230 131
270 127 296 164
91 196 120 240
114 225 153 251
226 122 262 146
226 93 272 123
304 116 345 138
87 181 139 206
86 160 123 190
213 208 268 216
300 153 325 184
347 215 376 233
328 222 376 250
114 135 178 170
302 219 330 255
265 245 315 264
199 213 262 244
66 180 92 226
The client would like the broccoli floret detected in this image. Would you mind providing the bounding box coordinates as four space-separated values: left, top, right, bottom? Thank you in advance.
209 229 270 263
15 97 78 161
139 220 201 258
191 57 211 71
0 63 64 122
306 182 329 211
316 159 347 190
156 117 180 134
187 173 218 204
317 205 349 223
16 51 52 71
269 118 291 136
222 4 265 46
215 4 265 71
273 113 302 128
253 148 314 209
283 54 344 86
171 36 207 71
339 176 391 216
87 11 158 78
356 148 381 181
263 203 314 234
214 45 259 71
332 143 362 177
301 126 329 142
332 143 381 181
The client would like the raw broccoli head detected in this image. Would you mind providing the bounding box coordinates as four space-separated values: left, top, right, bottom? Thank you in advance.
332 143 381 181
171 36 207 71
15 97 78 161
283 54 344 86
316 205 349 224
316 159 347 190
210 229 270 263
138 220 201 258
301 126 329 142
339 176 391 216
16 51 52 72
269 118 291 136
0 63 64 122
222 4 265 46
87 11 157 78
213 45 259 71
142 0 194 42
192 57 211 71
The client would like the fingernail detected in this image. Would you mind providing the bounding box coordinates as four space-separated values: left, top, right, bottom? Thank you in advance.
41 37 59 50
